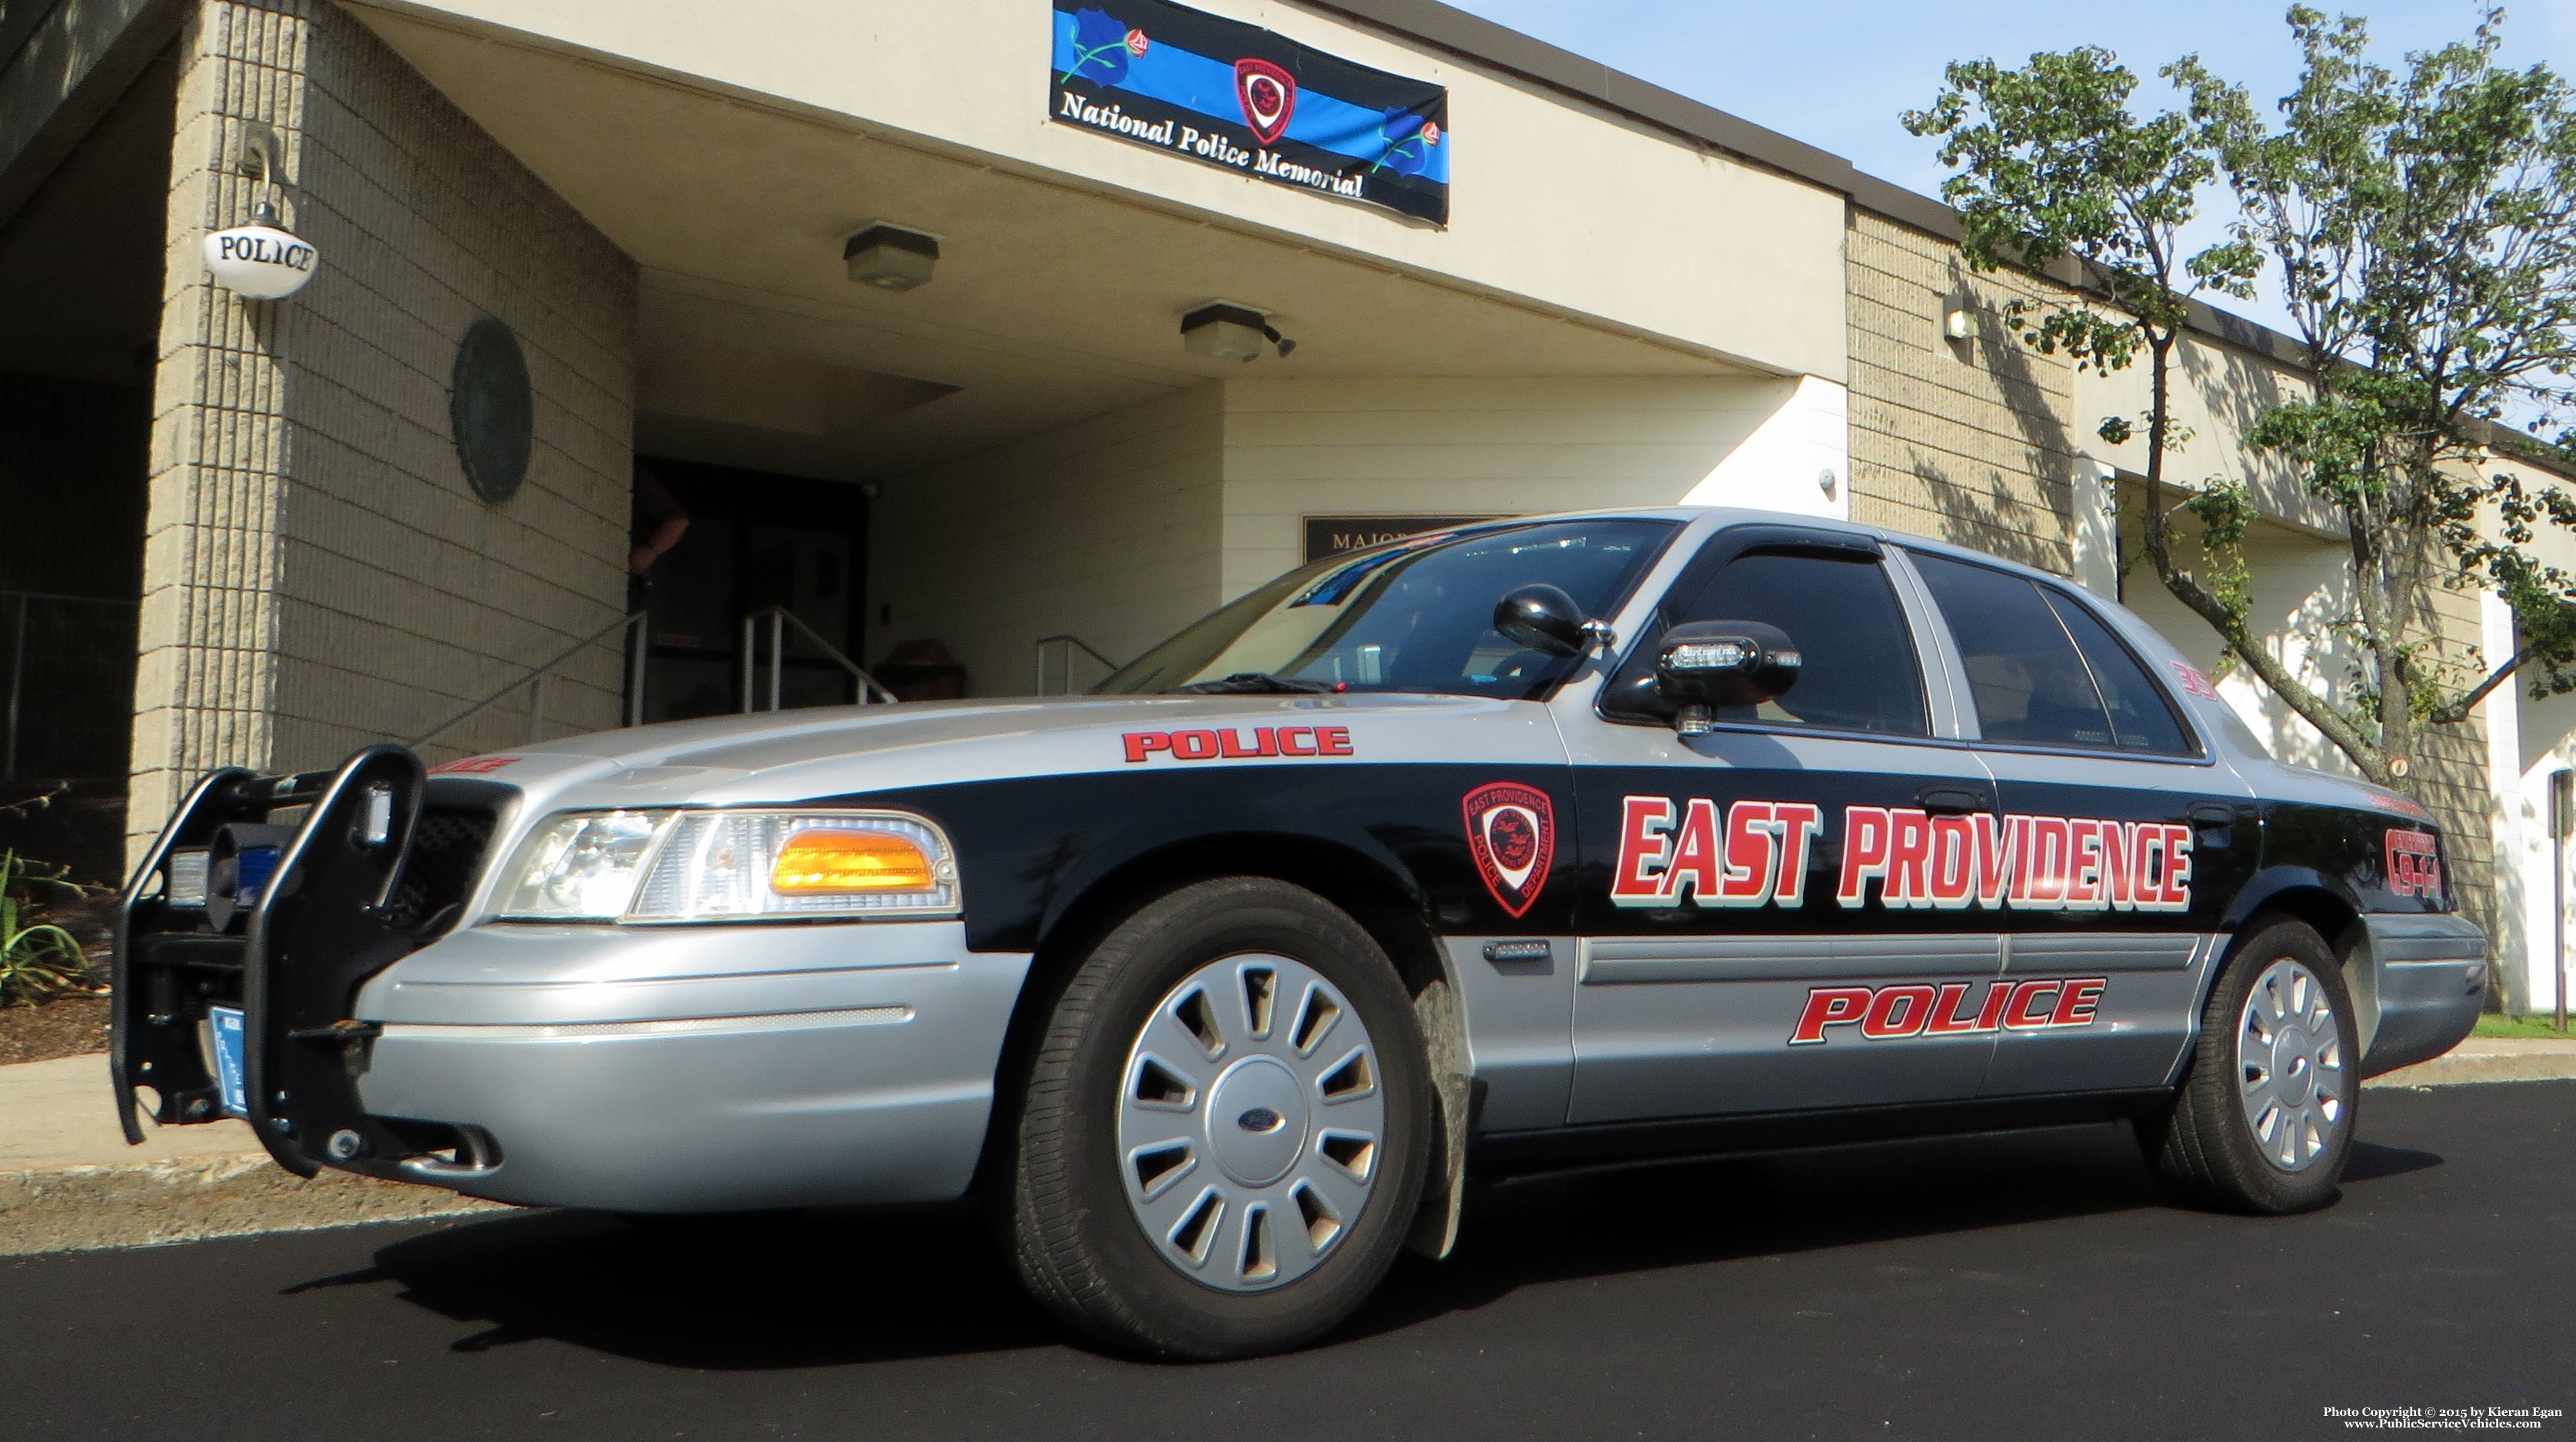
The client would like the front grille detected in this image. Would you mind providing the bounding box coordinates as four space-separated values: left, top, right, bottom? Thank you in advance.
382 804 501 934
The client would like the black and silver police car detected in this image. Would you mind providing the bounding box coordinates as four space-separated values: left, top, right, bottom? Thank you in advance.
114 506 2486 1359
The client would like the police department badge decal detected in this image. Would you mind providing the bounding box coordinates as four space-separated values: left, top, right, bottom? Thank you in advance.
1463 782 1555 918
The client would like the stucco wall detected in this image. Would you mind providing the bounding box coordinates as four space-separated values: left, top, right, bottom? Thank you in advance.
1215 375 1821 602
868 382 1229 698
131 0 635 848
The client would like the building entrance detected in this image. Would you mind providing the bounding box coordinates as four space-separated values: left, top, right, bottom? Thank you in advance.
630 459 870 723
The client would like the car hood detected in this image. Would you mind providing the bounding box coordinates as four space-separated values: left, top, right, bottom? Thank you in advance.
431 691 1564 818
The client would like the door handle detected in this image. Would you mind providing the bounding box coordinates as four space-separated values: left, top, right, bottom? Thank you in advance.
1916 784 1993 815
2187 803 2239 825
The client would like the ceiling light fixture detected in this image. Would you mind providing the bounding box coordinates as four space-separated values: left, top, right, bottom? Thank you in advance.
845 224 941 291
1181 302 1297 362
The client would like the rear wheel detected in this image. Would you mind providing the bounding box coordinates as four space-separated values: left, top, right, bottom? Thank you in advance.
2140 917 2358 1214
1007 878 1431 1359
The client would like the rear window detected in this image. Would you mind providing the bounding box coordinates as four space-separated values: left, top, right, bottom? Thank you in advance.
1908 551 2196 756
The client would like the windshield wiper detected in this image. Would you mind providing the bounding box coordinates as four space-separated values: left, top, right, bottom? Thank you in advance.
1175 672 1339 694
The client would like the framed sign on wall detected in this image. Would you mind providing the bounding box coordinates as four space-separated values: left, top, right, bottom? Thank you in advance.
1303 515 1505 563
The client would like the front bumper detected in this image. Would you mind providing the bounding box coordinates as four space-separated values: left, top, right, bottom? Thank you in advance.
348 921 1031 1212
2359 914 2486 1077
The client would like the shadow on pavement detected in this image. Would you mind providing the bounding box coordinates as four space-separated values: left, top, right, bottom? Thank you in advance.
306 1118 2441 1369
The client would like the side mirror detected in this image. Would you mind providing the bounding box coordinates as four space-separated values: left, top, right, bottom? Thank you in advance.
1655 620 1801 733
1494 584 1611 658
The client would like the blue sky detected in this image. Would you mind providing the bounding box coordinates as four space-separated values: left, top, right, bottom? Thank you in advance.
1444 1 2576 333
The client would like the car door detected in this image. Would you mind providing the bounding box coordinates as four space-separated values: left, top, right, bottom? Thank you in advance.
1895 548 2258 1097
1560 525 2007 1124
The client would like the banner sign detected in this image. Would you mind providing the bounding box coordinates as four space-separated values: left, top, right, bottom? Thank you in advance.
1050 0 1451 225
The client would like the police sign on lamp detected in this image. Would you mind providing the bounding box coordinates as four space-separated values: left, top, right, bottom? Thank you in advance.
203 221 317 299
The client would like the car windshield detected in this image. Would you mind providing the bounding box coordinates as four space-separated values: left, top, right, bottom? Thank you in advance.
1095 518 1679 698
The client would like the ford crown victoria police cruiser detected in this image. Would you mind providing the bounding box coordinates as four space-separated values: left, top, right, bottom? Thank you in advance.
112 508 2487 1359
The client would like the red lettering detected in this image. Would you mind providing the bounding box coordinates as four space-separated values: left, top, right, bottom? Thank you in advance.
1790 986 1875 1045
1122 732 1169 764
2051 977 2107 1027
1218 729 1261 758
1315 725 1354 756
1255 727 1278 757
1664 798 1724 904
2024 818 2071 906
2067 820 2104 908
1277 728 1317 756
1611 797 1675 906
1921 980 1984 1034
1772 804 1823 904
2102 821 2136 909
2160 824 2194 907
1718 801 1778 904
1928 815 1974 908
2004 979 2064 1029
1887 809 1933 909
1973 812 2016 907
1839 807 1893 907
1171 730 1220 760
1974 980 2014 1031
1861 983 1938 1039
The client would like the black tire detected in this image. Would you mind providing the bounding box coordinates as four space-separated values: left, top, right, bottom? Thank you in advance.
1006 877 1432 1360
2139 917 2359 1214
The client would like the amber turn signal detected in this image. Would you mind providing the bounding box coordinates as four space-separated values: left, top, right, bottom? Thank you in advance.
771 828 935 893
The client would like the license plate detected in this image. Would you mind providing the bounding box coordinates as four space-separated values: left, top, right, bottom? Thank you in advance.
208 1005 248 1117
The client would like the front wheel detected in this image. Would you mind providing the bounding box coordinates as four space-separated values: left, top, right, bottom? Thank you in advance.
2139 917 2358 1214
1006 878 1432 1359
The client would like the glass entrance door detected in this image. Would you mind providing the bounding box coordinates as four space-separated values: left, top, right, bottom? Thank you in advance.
631 459 868 723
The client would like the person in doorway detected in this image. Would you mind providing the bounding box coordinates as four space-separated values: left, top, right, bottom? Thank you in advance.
631 467 691 575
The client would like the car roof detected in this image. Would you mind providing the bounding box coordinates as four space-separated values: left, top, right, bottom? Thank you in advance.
1481 505 2078 591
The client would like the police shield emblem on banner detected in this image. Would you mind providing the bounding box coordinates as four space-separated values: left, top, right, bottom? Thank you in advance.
1463 782 1555 917
1048 0 1451 225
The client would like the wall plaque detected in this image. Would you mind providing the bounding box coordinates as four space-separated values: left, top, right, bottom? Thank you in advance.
1303 515 1505 563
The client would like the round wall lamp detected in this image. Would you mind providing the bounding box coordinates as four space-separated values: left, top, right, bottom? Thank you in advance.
1181 302 1296 362
204 128 317 299
845 223 941 291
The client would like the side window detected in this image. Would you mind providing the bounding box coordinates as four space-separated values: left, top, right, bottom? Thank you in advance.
1908 550 2194 755
1621 547 1929 737
2040 588 2197 755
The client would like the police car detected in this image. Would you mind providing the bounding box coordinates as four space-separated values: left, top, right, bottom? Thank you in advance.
113 507 2485 1359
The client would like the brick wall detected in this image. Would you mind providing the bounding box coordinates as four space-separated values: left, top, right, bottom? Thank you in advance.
1846 208 2081 574
132 0 635 847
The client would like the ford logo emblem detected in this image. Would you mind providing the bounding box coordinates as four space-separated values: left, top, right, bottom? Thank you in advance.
1236 1107 1285 1134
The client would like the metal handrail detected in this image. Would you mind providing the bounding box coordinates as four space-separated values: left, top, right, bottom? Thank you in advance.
410 611 648 748
739 604 899 711
1035 634 1122 696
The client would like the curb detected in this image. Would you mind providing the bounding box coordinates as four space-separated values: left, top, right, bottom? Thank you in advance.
0 1152 507 1257
2364 1051 2576 1088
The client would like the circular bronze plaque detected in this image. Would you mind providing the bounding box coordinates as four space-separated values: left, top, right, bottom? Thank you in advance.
450 317 532 504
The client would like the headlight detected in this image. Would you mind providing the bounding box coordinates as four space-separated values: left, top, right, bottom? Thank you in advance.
493 809 960 923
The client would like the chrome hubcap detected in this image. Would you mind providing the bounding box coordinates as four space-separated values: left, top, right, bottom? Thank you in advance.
1118 954 1383 1292
2237 957 2348 1172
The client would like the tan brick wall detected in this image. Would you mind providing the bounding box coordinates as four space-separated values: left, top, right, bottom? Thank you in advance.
132 0 635 846
1850 204 2498 930
1846 209 2081 573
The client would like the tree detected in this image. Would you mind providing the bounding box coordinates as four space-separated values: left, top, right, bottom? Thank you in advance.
1906 7 2576 792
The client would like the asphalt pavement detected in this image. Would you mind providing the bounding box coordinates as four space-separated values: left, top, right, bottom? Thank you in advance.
5 1081 2569 1441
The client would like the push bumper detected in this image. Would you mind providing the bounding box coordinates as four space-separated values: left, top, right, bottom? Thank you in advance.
2359 914 2486 1077
347 921 1030 1212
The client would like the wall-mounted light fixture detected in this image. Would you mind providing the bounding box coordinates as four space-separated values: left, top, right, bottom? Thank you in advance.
204 125 318 300
1181 302 1296 362
1943 305 1974 341
845 223 941 291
